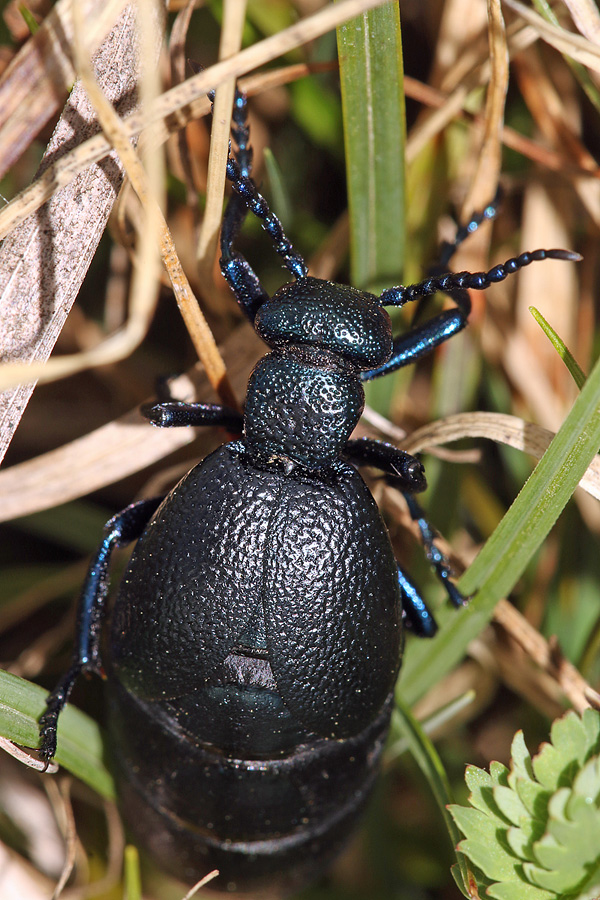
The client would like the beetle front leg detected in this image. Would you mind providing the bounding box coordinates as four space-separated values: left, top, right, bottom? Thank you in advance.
39 497 163 764
362 197 493 380
365 192 579 380
142 400 243 433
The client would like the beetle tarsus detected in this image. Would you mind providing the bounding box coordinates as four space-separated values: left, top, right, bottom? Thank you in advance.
403 492 466 608
397 567 438 638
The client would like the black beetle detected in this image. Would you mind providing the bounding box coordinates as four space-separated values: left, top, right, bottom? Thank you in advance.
38 92 579 895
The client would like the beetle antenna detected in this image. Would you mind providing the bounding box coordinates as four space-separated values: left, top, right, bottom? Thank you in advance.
378 248 582 307
225 155 308 280
221 88 307 280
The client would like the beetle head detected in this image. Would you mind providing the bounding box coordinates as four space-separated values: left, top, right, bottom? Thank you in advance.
255 276 393 370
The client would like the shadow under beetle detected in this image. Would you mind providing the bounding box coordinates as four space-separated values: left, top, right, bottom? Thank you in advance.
38 92 579 896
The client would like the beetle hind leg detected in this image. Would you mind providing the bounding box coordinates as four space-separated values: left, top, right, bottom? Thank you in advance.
38 498 163 763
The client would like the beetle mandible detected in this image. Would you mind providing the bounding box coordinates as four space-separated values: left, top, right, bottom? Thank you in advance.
38 91 579 895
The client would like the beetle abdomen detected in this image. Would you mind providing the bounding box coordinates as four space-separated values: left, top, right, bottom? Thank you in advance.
107 441 401 890
107 676 393 895
110 441 401 740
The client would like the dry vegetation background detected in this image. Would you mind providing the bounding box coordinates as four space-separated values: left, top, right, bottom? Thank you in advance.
1 0 600 898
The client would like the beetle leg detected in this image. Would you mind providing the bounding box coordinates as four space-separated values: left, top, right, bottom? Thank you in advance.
361 197 490 380
141 374 243 432
363 184 579 381
343 437 426 494
344 437 462 620
397 566 438 638
39 497 163 764
141 400 243 432
361 301 470 380
365 247 580 380
402 492 465 609
344 437 464 613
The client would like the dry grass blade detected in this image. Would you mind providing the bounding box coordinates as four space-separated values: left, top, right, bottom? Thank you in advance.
0 0 394 245
0 2 597 896
196 0 247 291
49 780 76 900
559 0 600 45
402 411 600 500
65 0 163 364
0 736 58 773
461 0 508 220
0 0 237 409
405 17 536 164
504 0 600 71
169 0 201 214
383 489 598 715
0 326 263 522
493 599 600 713
403 73 600 175
513 47 600 230
181 870 220 900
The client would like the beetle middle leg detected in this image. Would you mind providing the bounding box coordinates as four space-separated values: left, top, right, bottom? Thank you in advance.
38 497 163 763
348 435 465 611
343 437 457 636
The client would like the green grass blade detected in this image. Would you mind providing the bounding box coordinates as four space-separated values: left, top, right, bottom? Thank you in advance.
393 699 471 896
19 4 39 35
336 1 405 291
400 348 600 704
529 305 587 389
0 669 114 799
124 845 143 900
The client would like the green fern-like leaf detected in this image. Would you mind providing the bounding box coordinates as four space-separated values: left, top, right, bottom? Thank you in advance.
449 709 600 900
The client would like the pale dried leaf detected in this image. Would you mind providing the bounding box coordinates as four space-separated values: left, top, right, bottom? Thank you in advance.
0 0 131 180
504 0 600 73
0 3 164 462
